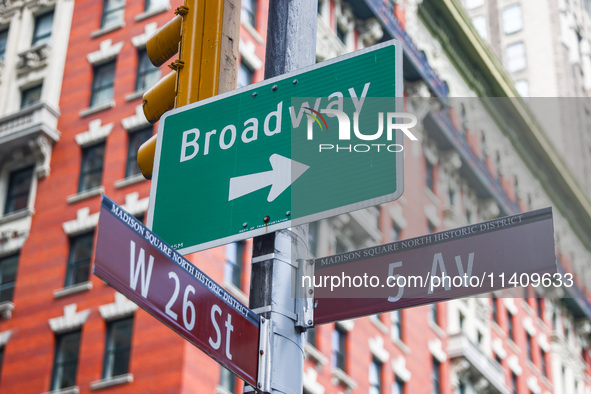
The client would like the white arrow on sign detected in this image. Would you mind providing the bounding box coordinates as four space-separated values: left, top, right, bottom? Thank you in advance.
228 154 309 202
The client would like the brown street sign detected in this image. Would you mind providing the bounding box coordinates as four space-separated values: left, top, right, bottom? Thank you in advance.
313 208 557 325
93 196 260 387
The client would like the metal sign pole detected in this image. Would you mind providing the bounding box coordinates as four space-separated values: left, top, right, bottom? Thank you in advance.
247 1 317 393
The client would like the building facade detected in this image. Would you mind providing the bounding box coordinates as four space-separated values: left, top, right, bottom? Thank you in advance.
0 0 589 393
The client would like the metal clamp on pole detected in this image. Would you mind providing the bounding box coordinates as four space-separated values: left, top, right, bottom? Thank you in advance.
295 258 315 329
255 317 272 393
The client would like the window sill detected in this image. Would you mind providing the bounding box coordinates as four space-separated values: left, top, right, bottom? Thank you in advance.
80 101 115 118
0 301 15 319
67 186 104 204
91 22 126 39
0 207 34 225
429 320 445 338
53 282 93 299
135 5 170 22
222 281 248 305
369 315 389 334
331 368 357 390
241 19 263 44
215 386 233 394
115 174 146 189
90 373 133 390
393 338 410 354
304 343 328 366
125 90 145 102
43 386 80 394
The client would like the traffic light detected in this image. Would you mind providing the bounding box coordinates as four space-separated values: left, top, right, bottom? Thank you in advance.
137 0 227 179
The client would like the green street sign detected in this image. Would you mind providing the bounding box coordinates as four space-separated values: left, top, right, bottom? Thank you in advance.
148 40 404 254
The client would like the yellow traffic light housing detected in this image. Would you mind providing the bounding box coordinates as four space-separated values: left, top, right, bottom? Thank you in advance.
137 0 233 180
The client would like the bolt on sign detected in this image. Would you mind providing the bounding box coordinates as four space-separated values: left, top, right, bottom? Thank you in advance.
311 208 557 325
147 40 404 254
93 196 260 387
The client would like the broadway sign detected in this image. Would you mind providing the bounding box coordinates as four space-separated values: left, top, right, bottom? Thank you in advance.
312 208 557 324
93 196 260 387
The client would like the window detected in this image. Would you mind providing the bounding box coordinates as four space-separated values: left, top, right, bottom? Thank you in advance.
540 349 547 377
65 232 94 287
496 151 502 180
492 295 499 323
448 187 455 207
20 85 42 109
135 49 160 92
393 378 405 394
224 241 244 289
220 366 235 392
391 223 400 242
332 327 346 371
90 61 116 107
125 127 152 177
526 333 533 362
471 16 487 40
0 29 8 60
430 304 439 326
503 5 523 34
426 161 434 191
536 298 543 319
428 222 435 234
101 0 125 29
144 0 167 11
337 24 347 44
459 311 465 330
432 357 441 394
102 317 133 379
306 327 317 347
78 142 105 193
515 80 529 97
391 310 402 340
369 357 382 394
511 372 518 394
238 62 254 88
505 42 526 72
0 254 18 303
241 0 256 27
465 0 484 9
481 132 487 161
32 11 54 46
4 166 34 215
507 310 514 341
50 330 81 391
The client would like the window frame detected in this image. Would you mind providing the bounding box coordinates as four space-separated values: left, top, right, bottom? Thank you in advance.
64 232 95 287
332 327 347 371
224 241 244 289
238 62 254 88
135 48 160 92
50 330 82 391
241 0 256 27
432 357 441 394
20 84 42 109
4 166 34 215
102 316 134 379
32 11 54 47
90 61 116 108
0 254 19 304
502 4 523 35
125 126 153 178
505 42 526 72
0 29 8 60
369 356 383 394
100 0 125 29
78 141 106 193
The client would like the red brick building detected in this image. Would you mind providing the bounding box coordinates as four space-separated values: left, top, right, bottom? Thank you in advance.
0 0 589 393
